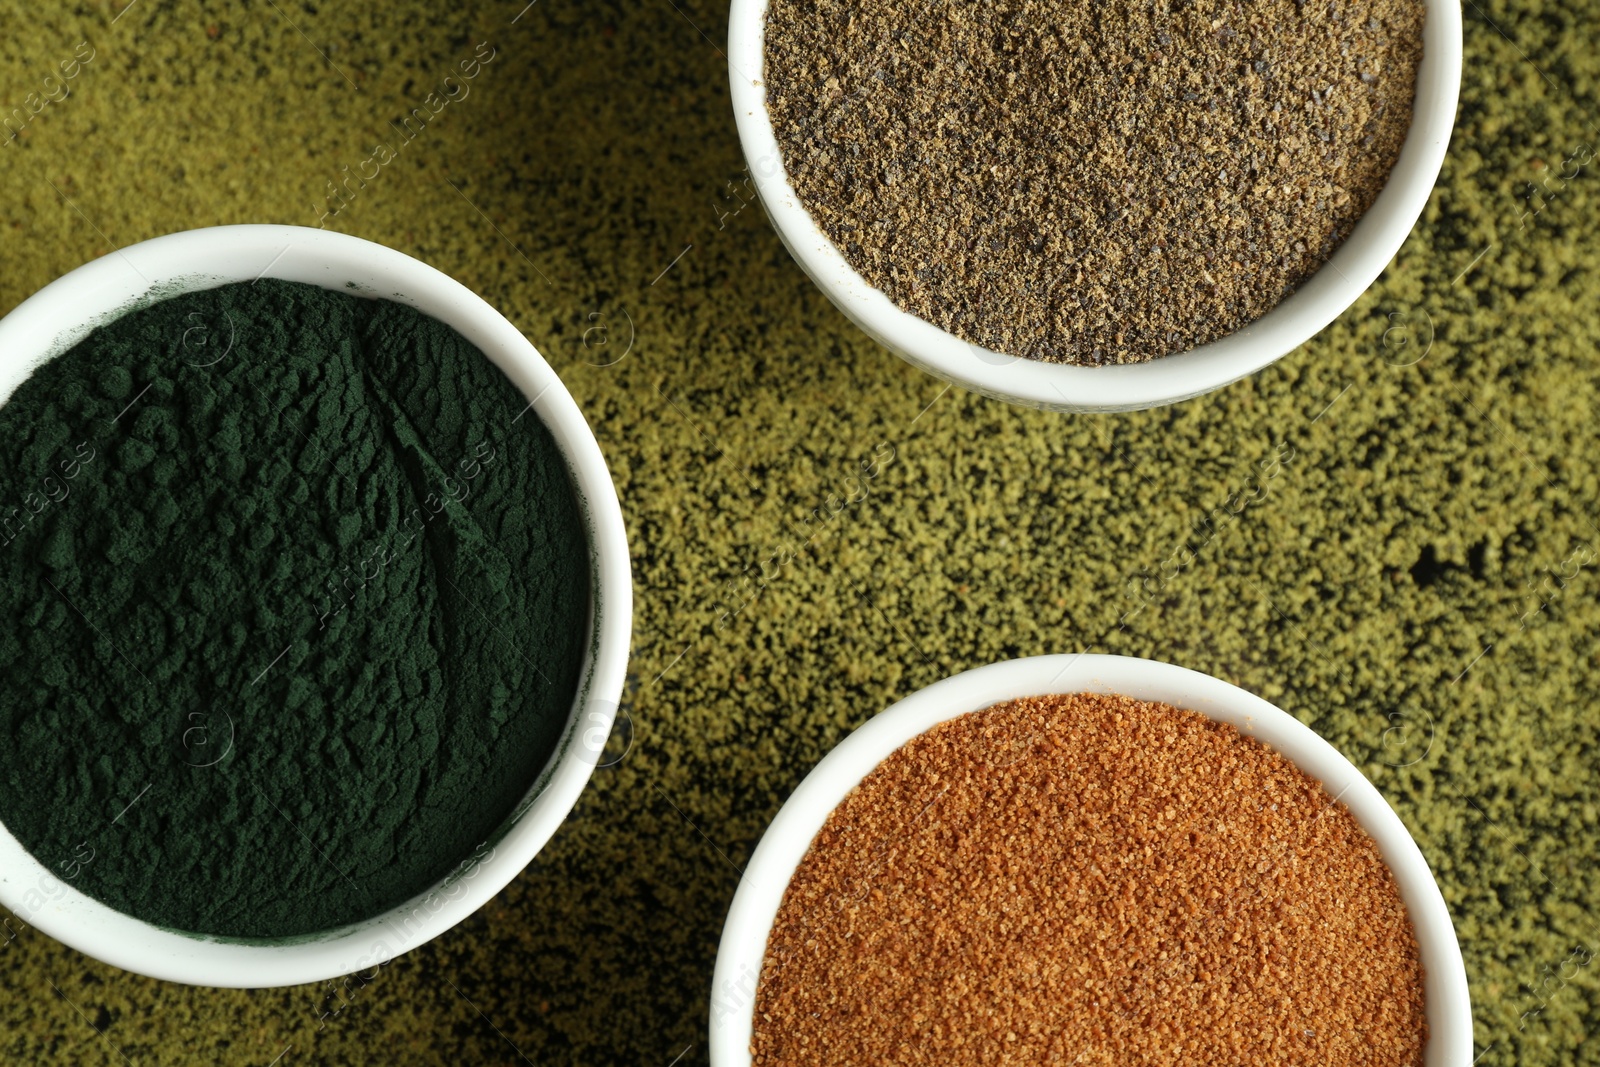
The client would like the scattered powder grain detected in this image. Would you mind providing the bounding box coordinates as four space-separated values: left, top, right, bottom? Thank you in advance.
753 693 1427 1065
764 0 1426 364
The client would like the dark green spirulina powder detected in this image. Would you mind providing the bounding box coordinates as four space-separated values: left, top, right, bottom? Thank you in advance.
0 279 589 938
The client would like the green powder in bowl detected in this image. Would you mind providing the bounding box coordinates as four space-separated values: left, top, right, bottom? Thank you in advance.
0 278 589 939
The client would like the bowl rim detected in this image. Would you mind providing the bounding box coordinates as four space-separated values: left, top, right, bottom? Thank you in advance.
727 1 1463 412
709 654 1472 1065
0 224 633 988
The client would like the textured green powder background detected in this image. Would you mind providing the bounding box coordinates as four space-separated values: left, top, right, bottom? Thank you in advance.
0 0 1595 1064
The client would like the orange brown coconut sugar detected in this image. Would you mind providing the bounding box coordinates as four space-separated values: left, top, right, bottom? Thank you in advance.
752 692 1427 1066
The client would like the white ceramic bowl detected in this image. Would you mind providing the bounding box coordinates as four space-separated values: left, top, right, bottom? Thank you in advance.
0 224 633 987
728 5 1462 411
711 655 1471 1065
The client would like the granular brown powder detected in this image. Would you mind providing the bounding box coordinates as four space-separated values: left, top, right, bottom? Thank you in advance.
752 693 1427 1065
763 0 1426 364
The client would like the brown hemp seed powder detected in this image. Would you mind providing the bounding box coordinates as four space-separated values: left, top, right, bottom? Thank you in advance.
763 0 1425 364
752 693 1427 1066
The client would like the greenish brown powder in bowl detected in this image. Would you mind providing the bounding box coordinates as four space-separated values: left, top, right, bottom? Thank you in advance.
0 279 590 939
763 0 1427 364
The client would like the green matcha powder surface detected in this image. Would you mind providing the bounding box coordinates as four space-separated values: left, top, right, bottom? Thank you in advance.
0 279 589 939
